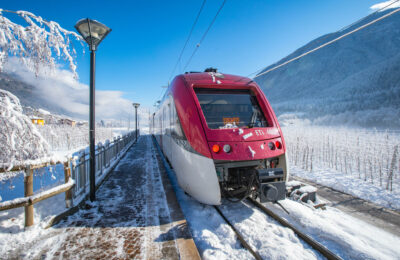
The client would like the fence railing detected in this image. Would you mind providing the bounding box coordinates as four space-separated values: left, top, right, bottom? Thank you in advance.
0 130 138 227
71 131 137 200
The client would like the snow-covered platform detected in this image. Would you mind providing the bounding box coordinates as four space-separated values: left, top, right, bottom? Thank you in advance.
4 136 200 259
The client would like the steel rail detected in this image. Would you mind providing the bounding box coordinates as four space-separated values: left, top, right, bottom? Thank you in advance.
214 206 262 260
247 198 343 260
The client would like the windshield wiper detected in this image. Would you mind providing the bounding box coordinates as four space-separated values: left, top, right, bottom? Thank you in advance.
249 109 258 128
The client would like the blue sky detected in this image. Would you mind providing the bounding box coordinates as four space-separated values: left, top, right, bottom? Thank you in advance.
1 0 384 109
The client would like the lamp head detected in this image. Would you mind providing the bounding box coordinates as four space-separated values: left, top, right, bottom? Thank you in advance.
133 103 140 109
75 18 111 51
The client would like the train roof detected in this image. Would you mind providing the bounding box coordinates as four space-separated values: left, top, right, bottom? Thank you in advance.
180 72 254 86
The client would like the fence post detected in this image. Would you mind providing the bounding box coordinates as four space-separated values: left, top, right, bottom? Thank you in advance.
64 161 73 208
101 145 106 174
24 166 34 227
80 150 86 192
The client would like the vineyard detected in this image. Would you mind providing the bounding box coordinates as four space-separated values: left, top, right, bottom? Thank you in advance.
37 125 116 151
283 126 400 192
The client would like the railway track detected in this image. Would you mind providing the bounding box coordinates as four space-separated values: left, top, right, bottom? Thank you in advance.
215 198 342 260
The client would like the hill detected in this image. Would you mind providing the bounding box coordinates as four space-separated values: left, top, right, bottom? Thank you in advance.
255 9 400 129
0 72 84 119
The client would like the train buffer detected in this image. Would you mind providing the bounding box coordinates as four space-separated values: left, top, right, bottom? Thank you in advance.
24 135 200 259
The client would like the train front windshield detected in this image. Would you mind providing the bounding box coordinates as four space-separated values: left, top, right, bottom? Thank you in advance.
195 88 269 129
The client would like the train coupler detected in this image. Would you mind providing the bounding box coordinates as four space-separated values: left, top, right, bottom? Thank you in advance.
257 168 286 203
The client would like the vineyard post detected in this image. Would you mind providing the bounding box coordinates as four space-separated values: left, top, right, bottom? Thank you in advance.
387 145 398 191
310 148 314 172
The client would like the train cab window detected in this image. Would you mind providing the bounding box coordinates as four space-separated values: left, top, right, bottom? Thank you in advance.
194 88 269 129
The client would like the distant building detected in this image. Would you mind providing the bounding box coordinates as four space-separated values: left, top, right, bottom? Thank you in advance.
76 121 88 127
59 118 76 127
31 118 45 126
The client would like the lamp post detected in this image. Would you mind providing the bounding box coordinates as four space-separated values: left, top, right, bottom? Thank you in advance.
75 18 111 202
133 103 140 140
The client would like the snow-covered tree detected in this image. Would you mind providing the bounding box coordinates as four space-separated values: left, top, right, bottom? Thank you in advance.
0 89 49 170
0 9 83 77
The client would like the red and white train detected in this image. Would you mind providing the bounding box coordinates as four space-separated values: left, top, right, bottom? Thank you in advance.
152 68 289 205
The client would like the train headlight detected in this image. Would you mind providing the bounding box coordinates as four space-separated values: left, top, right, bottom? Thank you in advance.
275 141 282 149
212 144 221 153
223 144 231 153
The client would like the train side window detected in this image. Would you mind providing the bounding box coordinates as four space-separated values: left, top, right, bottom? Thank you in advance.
162 108 165 135
171 103 186 140
169 102 174 128
166 104 171 135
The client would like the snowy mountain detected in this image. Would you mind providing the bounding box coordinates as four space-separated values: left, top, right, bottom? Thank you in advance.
0 72 81 119
255 9 400 129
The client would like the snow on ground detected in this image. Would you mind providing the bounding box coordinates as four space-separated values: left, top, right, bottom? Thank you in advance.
0 193 67 257
218 201 321 259
264 199 400 260
160 146 317 259
291 165 400 211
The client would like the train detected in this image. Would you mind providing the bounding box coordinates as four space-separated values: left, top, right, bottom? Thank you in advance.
151 68 289 205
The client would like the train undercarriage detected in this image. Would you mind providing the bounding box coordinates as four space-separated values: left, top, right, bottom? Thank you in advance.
215 154 288 203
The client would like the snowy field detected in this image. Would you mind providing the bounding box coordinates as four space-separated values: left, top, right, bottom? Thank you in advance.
282 125 400 211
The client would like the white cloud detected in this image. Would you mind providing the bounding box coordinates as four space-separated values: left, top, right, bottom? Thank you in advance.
370 0 400 11
3 58 142 121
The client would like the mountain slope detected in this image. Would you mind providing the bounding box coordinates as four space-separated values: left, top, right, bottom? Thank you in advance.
255 9 400 129
0 72 81 118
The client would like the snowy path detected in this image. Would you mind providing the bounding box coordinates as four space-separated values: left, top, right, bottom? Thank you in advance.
1 136 186 259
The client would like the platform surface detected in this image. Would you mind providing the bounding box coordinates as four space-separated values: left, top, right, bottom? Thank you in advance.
17 136 199 259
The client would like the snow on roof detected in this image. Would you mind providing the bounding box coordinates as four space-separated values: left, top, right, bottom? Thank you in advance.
38 109 50 115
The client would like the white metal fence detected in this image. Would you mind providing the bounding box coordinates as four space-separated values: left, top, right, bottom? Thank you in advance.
71 131 137 200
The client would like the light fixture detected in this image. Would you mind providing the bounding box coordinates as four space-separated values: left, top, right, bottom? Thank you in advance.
75 18 111 51
75 18 111 202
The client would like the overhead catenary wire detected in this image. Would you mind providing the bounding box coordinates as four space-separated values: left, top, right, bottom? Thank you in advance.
251 2 400 80
182 0 227 72
338 0 400 32
168 0 207 83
